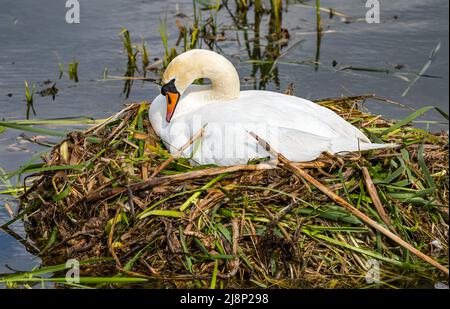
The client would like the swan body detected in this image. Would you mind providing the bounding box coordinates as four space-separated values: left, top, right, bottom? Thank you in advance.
150 49 397 166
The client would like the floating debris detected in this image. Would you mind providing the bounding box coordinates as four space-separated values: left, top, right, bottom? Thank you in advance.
39 82 59 100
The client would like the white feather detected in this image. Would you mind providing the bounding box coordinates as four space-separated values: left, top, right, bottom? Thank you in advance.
149 50 399 166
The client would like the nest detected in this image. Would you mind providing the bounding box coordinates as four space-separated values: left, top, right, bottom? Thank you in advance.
20 96 449 288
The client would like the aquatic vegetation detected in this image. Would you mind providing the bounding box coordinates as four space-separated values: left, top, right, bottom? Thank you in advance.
1 95 447 289
55 60 79 82
402 41 441 97
116 28 164 95
235 0 249 11
270 0 282 33
158 0 223 71
121 29 138 70
120 28 140 97
58 62 64 79
112 0 365 92
68 61 79 82
315 0 322 71
159 17 173 68
24 80 37 120
142 41 150 72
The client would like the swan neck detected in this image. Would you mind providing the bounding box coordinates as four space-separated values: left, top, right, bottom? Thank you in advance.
164 50 241 101
207 66 240 101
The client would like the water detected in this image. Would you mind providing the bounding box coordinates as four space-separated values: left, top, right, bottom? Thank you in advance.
0 0 448 278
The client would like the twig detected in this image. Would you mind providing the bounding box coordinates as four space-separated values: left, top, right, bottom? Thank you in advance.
0 226 40 255
270 40 305 74
108 205 123 269
3 203 14 218
127 185 136 219
372 96 415 111
361 115 382 127
362 167 397 233
219 218 240 279
249 131 449 275
150 125 206 178
83 162 327 203
18 133 55 147
268 201 300 229
105 113 132 142
106 75 160 82
402 42 441 97
84 103 141 135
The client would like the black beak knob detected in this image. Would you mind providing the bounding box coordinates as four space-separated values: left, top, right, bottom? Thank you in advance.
161 79 177 96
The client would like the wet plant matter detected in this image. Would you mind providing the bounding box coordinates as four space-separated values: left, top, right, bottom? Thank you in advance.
2 95 447 288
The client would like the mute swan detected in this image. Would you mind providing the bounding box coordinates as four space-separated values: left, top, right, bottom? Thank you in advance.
149 49 398 166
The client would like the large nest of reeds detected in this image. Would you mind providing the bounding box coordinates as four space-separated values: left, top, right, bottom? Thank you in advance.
21 96 448 288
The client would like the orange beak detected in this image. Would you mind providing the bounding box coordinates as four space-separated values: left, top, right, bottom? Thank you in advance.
165 92 180 123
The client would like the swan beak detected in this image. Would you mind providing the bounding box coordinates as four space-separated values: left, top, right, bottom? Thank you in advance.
165 92 180 123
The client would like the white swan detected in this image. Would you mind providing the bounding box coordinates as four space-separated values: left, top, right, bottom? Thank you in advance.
149 49 398 166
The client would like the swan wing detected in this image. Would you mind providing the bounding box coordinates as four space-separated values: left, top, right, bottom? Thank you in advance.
258 125 332 162
184 90 371 143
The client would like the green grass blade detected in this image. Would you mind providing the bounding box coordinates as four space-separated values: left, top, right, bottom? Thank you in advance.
1 277 148 284
381 106 435 136
434 107 449 121
180 173 228 212
417 144 436 192
139 210 183 219
0 122 67 137
210 259 219 289
0 258 111 281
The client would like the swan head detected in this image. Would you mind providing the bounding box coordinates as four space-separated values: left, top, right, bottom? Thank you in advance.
160 49 240 122
160 79 180 123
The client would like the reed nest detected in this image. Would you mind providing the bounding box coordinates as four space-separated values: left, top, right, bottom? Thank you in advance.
20 95 449 288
